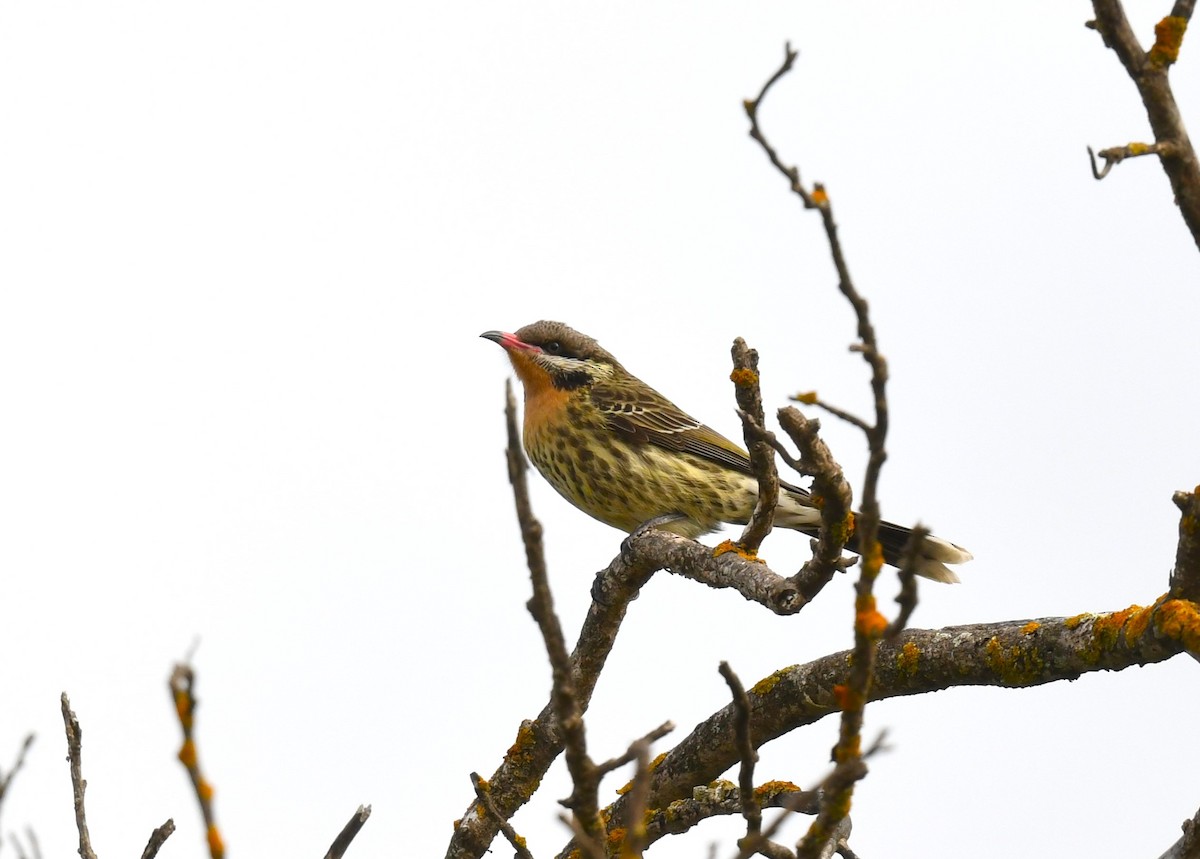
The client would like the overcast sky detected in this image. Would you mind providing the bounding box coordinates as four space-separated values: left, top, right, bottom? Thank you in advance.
2 3 1198 858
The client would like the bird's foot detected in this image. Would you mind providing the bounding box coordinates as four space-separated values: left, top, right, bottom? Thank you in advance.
620 513 688 557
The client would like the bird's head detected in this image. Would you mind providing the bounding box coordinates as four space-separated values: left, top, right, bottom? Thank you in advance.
480 320 623 393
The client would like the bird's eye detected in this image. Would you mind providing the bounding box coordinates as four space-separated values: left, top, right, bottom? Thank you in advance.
544 341 562 355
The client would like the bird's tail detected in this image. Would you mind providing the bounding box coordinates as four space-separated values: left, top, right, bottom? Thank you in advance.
775 491 971 583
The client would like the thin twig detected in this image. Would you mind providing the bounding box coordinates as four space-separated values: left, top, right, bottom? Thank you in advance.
789 393 871 435
0 733 35 833
776 408 855 604
140 820 175 859
470 774 532 859
1087 142 1174 179
60 694 98 859
616 737 654 858
323 805 372 859
744 42 889 859
594 721 675 779
169 664 225 859
505 380 607 853
718 663 761 841
886 524 928 638
744 43 815 208
731 338 779 554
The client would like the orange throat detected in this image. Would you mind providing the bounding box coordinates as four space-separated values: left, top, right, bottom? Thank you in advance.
507 349 571 433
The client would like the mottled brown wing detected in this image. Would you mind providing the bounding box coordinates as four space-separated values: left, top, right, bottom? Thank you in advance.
587 378 752 475
590 377 811 498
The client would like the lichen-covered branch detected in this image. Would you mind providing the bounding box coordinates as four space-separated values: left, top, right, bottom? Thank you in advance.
169 664 225 859
1089 0 1200 252
731 338 779 555
744 41 900 856
597 598 1199 828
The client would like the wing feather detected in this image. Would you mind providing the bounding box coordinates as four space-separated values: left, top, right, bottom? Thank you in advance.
590 380 807 497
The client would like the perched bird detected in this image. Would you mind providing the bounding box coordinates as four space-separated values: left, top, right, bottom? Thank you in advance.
482 320 971 582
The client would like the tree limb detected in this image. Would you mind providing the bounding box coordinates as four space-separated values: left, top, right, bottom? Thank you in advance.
1089 0 1200 251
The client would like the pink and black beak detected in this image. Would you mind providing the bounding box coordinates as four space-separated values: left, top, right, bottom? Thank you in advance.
480 330 541 353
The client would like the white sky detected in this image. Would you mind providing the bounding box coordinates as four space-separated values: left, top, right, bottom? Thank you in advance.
2 3 1198 858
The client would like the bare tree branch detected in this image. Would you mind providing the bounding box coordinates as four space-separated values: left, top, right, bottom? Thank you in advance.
0 733 34 839
1156 798 1200 859
1089 0 1200 251
139 820 175 859
59 694 97 859
323 805 372 859
885 524 928 638
1171 486 1200 602
718 663 762 843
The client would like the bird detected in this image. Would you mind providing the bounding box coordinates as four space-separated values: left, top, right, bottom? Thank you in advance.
481 320 971 582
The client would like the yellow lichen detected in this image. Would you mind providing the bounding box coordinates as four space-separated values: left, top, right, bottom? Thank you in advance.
1020 621 1040 635
750 668 792 696
896 641 920 677
1064 613 1092 630
792 390 819 405
984 636 1044 686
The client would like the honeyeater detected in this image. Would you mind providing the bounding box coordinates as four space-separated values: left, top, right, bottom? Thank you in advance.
482 320 971 582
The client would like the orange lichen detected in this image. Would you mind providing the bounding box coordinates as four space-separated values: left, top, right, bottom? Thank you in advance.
1064 613 1091 629
1154 599 1200 654
713 539 765 563
855 599 889 640
1125 601 1158 645
1082 604 1143 662
793 390 819 405
198 779 214 801
1020 621 1040 635
177 739 197 768
896 641 920 677
811 185 829 206
207 824 225 859
729 367 760 387
173 691 192 727
1150 16 1187 66
832 683 863 711
754 780 803 800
